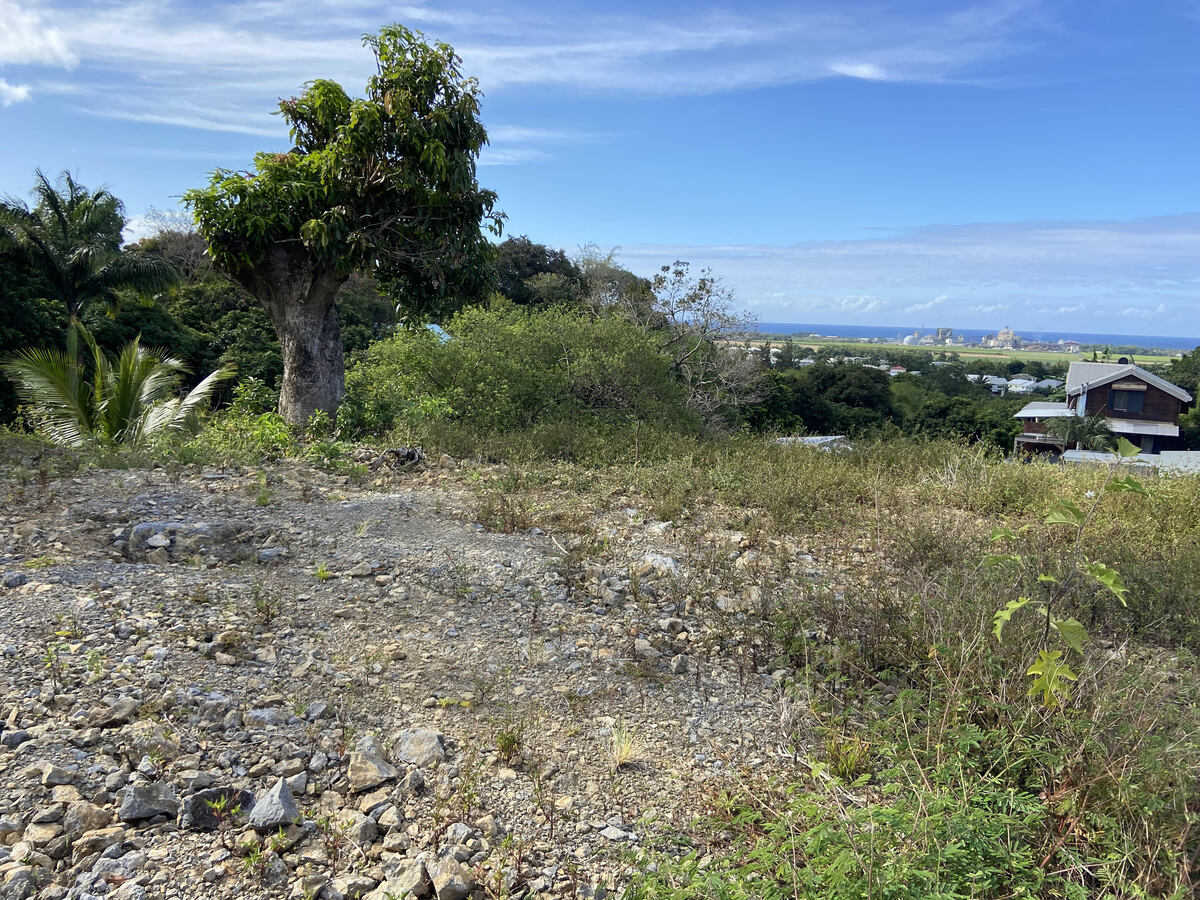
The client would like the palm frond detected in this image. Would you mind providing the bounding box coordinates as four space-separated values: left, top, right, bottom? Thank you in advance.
1 346 95 447
91 253 181 298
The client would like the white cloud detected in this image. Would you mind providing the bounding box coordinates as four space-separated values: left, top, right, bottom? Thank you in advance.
1057 304 1085 314
964 303 1010 314
0 78 31 105
0 0 76 67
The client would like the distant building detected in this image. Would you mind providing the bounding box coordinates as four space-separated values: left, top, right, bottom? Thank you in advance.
1013 361 1193 456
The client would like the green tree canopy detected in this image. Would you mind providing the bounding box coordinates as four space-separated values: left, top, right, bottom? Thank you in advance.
0 170 178 322
186 24 503 425
492 235 585 306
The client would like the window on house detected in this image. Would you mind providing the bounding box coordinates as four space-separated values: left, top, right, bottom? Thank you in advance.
1108 389 1144 413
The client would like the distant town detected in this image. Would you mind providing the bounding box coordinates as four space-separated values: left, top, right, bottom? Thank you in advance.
750 323 1186 358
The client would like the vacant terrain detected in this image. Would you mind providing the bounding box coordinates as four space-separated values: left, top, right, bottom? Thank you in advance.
0 450 833 899
1 435 1197 899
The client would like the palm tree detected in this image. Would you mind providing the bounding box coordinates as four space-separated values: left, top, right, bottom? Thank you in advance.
1045 413 1115 451
0 170 179 326
3 324 234 449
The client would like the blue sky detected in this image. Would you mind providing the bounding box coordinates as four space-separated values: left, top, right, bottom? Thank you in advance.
2 0 1199 335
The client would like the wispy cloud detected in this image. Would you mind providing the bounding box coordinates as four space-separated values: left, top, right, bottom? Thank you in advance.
614 214 1200 331
905 295 949 314
0 0 1051 149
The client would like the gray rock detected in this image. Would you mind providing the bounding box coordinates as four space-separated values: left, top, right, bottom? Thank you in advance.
634 638 660 660
248 778 300 831
89 696 140 728
118 782 179 822
243 707 283 728
107 884 148 900
670 654 691 675
180 787 254 831
335 810 377 845
426 852 473 900
0 729 30 749
368 860 430 899
346 751 397 793
257 547 288 564
303 700 329 721
392 729 445 767
332 873 379 900
41 765 74 786
63 802 112 837
1 866 38 900
1 572 28 589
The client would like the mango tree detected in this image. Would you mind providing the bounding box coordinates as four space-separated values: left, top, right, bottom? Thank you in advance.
185 25 501 425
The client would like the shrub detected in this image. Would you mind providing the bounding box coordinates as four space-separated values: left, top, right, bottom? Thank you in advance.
340 302 699 436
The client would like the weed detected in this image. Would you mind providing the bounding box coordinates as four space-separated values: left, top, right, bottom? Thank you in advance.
609 721 644 772
313 561 333 581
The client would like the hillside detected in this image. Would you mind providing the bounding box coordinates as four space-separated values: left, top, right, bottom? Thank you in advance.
1 440 1197 899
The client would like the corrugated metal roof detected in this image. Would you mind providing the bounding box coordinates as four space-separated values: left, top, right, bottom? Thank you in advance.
1107 418 1180 437
1065 362 1192 403
1013 402 1071 418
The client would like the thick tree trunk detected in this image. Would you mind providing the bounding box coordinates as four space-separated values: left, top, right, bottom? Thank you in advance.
228 245 348 427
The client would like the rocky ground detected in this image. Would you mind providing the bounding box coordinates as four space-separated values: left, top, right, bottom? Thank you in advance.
0 449 841 900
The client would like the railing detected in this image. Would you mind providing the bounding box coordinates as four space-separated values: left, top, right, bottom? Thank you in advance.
1016 432 1063 444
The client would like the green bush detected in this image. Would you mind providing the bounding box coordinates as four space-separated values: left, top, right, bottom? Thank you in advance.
340 301 699 436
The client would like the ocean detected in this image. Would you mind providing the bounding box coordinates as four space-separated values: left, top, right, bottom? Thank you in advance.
752 322 1200 353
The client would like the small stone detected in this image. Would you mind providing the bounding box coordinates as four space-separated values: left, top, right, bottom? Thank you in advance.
248 778 300 831
2 572 28 589
63 801 112 837
599 825 627 841
670 654 691 675
181 788 254 831
634 638 660 660
1 729 30 748
392 729 445 767
41 764 74 786
426 852 473 900
145 533 171 549
335 810 377 845
89 696 140 728
118 782 180 822
346 752 397 793
146 547 170 565
74 825 126 856
332 873 379 899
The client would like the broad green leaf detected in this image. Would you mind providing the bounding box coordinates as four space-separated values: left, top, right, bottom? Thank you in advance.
1084 561 1129 607
993 596 1033 642
1116 436 1141 458
988 526 1017 543
1026 649 1078 708
1037 574 1059 584
1045 499 1086 527
982 553 1022 567
1108 475 1148 495
1051 617 1089 654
